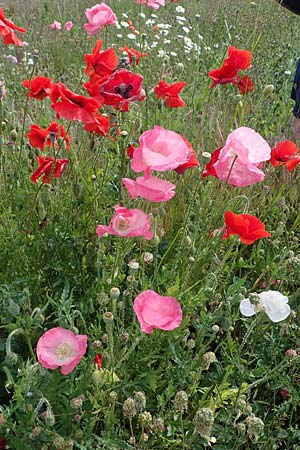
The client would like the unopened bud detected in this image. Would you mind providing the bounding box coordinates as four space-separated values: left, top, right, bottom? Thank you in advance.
110 287 120 300
263 84 274 97
173 391 188 413
123 397 137 418
103 311 114 324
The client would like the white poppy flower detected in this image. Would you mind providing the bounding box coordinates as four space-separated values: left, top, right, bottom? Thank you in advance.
240 290 291 323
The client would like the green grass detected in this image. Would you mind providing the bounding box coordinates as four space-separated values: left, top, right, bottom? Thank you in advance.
1 0 300 448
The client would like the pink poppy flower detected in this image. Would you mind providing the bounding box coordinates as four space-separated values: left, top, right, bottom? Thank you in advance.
136 0 165 10
131 126 191 173
96 205 153 240
212 127 271 187
133 290 182 334
84 3 117 35
50 20 62 30
122 174 176 202
64 21 73 31
36 327 88 375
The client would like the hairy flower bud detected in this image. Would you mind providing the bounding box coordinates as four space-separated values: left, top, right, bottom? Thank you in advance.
245 414 264 442
285 349 297 359
193 407 214 440
153 417 165 433
134 391 146 412
201 352 216 371
123 398 137 418
138 411 152 428
70 395 85 409
173 391 188 413
110 287 120 300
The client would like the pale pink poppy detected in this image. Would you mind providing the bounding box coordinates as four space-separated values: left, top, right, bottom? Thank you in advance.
96 205 153 240
213 127 271 187
50 20 62 30
64 21 73 31
131 126 191 173
84 3 117 35
122 174 176 202
136 0 165 10
133 290 182 334
36 327 88 375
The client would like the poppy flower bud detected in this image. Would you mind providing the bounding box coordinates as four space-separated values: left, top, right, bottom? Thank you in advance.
101 334 108 344
128 260 139 273
143 252 154 264
92 369 103 385
263 84 274 97
103 312 114 324
211 324 220 333
110 287 120 300
151 235 160 246
183 235 192 246
119 332 129 344
110 391 118 402
92 340 102 349
10 129 17 141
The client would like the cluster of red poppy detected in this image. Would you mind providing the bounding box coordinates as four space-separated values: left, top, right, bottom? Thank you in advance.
21 34 190 184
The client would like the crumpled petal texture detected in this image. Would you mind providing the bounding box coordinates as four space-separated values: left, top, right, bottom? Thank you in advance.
133 290 182 334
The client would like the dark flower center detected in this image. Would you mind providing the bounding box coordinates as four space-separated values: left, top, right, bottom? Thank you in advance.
114 83 133 99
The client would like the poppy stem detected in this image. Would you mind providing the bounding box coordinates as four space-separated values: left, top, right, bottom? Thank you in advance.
225 154 238 184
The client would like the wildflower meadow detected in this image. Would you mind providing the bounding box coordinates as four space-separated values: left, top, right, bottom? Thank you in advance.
1 0 300 448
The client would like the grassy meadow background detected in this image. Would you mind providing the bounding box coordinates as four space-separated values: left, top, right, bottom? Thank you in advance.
1 0 300 448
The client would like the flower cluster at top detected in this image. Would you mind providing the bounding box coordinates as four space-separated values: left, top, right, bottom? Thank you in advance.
0 2 294 377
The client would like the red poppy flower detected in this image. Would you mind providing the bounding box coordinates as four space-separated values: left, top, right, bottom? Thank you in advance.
31 155 69 184
83 79 105 104
99 69 146 111
119 46 147 65
94 353 102 369
0 437 5 450
84 40 118 85
127 144 137 158
22 76 52 100
175 137 198 174
84 113 110 136
202 147 222 178
0 8 26 46
154 80 186 108
51 83 101 123
270 140 300 171
208 46 252 89
237 75 255 94
223 211 271 245
26 122 72 151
